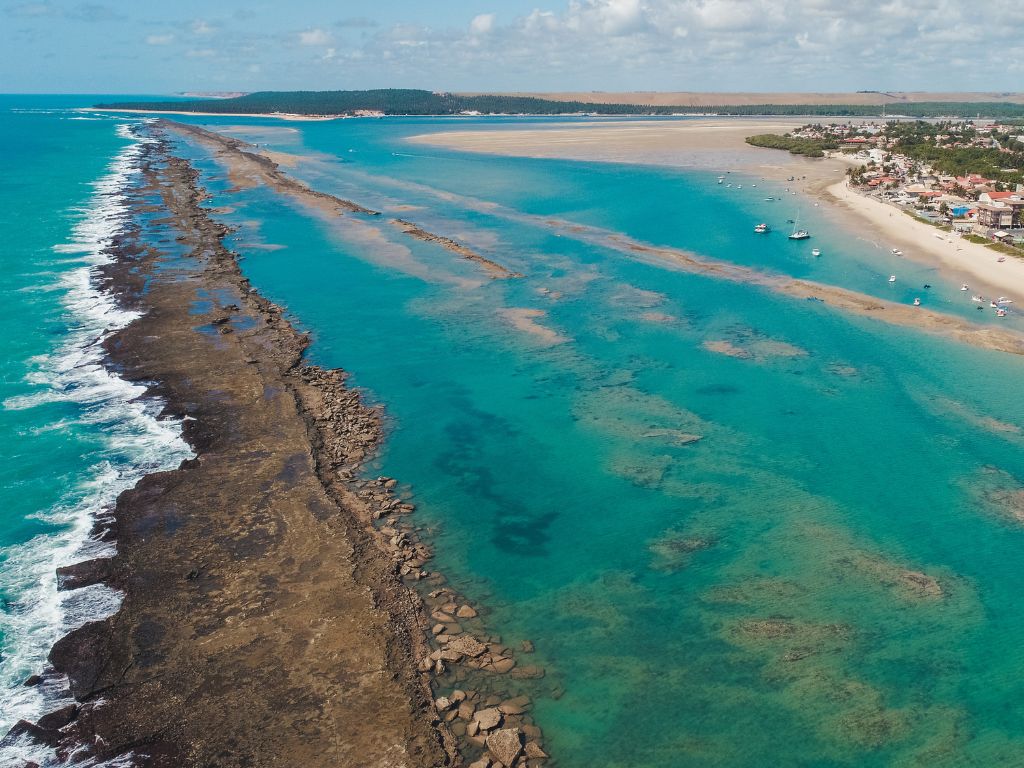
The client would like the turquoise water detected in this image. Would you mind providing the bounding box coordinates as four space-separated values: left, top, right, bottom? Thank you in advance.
179 117 1024 767
5 101 1024 767
0 96 191 754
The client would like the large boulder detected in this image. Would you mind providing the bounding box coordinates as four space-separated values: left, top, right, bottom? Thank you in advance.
474 707 503 732
486 728 524 766
446 635 488 658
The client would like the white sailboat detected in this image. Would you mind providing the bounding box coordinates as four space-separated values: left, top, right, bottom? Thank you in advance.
788 212 810 240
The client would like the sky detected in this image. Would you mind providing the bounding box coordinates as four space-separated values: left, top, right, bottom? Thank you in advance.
3 0 1024 94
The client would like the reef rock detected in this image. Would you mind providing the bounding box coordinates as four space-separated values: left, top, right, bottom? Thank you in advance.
447 634 488 658
486 728 524 766
474 707 503 732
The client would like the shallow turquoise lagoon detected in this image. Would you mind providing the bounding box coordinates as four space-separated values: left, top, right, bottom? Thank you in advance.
173 117 1024 766
3 99 1024 767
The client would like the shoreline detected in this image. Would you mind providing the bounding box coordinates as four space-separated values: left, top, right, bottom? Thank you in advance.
3 127 548 766
825 180 1024 297
2 133 452 766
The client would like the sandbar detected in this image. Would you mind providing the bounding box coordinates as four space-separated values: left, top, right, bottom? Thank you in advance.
411 119 1024 298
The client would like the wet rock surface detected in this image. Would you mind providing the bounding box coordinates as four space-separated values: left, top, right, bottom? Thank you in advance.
4 135 453 767
7 124 554 768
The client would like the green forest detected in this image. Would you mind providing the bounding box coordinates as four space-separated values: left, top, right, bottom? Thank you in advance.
95 90 1024 119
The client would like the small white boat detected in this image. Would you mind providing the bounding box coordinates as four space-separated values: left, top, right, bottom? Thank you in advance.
997 297 1013 304
811 248 821 257
972 295 984 302
997 308 1008 317
961 284 969 291
789 212 810 240
754 223 770 234
891 248 900 254
991 301 999 308
718 176 725 184
888 275 897 283
998 256 1007 262
913 298 921 306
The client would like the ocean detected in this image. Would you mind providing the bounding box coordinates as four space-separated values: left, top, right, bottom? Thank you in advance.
4 98 1024 766
0 97 192 762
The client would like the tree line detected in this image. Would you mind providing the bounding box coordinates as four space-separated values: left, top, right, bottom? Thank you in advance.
94 90 1024 119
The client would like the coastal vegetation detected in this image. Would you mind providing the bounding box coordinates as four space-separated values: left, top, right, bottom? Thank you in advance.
744 133 838 157
95 90 1024 119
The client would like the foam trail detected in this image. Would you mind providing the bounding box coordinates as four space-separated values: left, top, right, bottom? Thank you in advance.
0 122 193 766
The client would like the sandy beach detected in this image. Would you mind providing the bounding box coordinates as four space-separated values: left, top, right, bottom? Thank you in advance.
412 118 822 162
825 181 1024 296
411 120 1024 298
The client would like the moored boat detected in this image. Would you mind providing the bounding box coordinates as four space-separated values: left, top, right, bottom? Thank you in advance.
788 212 809 240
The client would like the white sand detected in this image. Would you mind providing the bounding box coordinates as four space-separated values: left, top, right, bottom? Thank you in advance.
827 182 1024 296
411 118 821 162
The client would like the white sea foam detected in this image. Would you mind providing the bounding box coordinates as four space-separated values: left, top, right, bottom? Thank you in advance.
0 122 193 767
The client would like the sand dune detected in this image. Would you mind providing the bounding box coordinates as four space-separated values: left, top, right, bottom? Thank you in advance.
457 91 1024 107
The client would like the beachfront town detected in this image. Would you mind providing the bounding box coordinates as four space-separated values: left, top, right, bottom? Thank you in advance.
793 121 1024 247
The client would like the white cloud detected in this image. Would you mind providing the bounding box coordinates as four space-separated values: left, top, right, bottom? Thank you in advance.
191 19 215 36
469 13 495 36
186 48 215 58
339 0 1024 91
145 33 174 45
298 28 331 46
